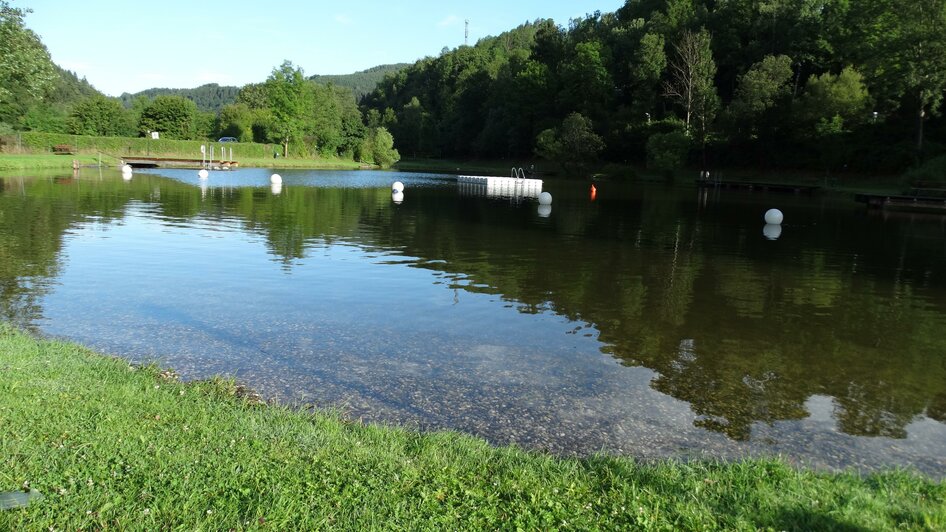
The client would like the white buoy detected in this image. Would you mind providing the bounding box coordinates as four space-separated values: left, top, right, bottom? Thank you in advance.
392 181 405 193
271 182 282 195
538 191 553 205
270 173 282 184
764 208 784 225
121 164 133 174
763 224 782 240
198 169 209 179
392 190 404 204
537 204 552 217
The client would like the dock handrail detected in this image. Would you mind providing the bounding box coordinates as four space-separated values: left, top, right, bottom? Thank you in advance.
511 167 526 179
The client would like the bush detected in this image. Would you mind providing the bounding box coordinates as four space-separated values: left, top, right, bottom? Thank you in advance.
902 154 946 185
646 130 691 173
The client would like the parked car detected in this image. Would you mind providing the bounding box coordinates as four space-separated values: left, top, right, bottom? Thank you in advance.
218 137 238 142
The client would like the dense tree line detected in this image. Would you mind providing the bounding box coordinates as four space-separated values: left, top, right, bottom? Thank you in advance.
362 0 946 176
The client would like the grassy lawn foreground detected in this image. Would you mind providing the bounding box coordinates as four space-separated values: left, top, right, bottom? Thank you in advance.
0 324 943 529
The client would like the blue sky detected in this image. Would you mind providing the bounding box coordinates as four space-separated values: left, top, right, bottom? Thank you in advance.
19 0 625 96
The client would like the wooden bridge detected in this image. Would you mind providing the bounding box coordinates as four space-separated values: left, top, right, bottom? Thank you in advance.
696 179 820 194
121 156 238 169
855 192 946 213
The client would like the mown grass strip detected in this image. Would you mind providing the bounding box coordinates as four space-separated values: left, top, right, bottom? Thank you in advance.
0 154 104 171
0 324 942 529
0 153 369 172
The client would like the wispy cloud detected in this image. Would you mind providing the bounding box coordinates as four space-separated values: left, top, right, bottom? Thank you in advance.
437 15 460 28
334 14 352 25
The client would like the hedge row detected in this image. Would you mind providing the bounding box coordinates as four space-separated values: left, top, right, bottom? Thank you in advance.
0 132 278 160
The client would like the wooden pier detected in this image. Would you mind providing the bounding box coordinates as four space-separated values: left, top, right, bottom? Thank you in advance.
854 193 946 213
696 179 820 194
122 156 238 169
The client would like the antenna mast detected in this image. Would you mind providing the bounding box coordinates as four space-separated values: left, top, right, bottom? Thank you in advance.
465 19 469 46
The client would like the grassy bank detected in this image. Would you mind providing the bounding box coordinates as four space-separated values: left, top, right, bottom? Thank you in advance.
1 133 376 171
0 325 943 529
0 154 106 171
0 153 369 172
237 156 367 170
1 131 280 160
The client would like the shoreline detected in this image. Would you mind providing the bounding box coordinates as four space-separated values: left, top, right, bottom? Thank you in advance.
0 153 911 196
1 324 943 528
0 153 372 172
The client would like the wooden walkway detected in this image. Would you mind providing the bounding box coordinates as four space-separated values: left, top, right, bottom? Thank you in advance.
696 179 820 194
855 193 946 212
122 156 238 169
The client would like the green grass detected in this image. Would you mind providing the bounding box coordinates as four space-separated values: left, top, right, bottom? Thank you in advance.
0 153 367 172
0 154 107 171
0 324 943 529
1 152 377 174
3 132 280 160
236 156 366 170
1 133 378 170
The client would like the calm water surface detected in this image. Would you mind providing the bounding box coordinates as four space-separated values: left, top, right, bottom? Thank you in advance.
2 168 945 476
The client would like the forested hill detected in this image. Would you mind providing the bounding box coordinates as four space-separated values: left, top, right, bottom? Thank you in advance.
363 1 946 176
309 64 410 101
113 64 411 112
48 66 102 104
118 84 241 112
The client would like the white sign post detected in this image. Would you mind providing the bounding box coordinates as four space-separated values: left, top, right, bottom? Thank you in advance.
200 145 206 168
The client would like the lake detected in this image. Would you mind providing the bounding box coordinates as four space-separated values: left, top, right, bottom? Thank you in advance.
1 167 944 476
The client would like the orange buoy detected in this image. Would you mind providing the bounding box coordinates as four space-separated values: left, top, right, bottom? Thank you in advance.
590 184 597 201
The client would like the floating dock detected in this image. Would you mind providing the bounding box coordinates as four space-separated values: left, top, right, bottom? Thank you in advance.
854 193 946 213
696 179 820 194
457 175 543 199
122 156 238 169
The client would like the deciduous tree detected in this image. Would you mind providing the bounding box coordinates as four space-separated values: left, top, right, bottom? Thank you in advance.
265 61 310 156
535 112 604 174
663 29 718 137
854 0 946 158
796 66 871 134
68 95 133 136
138 95 198 139
0 1 55 124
